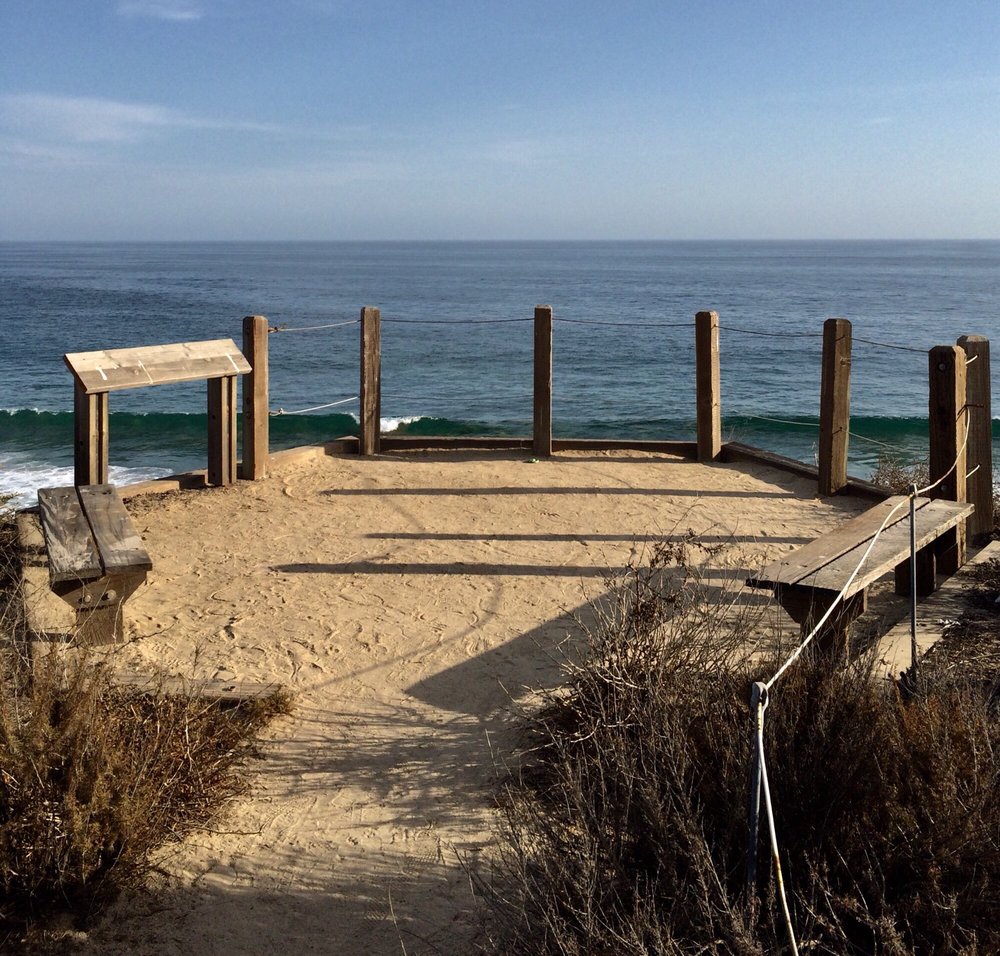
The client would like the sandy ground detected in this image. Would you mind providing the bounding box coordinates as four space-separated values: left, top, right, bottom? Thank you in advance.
47 449 867 955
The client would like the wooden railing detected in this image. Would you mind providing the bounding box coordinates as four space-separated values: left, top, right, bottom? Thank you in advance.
69 311 992 545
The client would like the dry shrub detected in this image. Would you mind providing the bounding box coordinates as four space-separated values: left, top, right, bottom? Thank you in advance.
869 452 930 496
870 451 999 533
482 545 1000 955
0 498 291 944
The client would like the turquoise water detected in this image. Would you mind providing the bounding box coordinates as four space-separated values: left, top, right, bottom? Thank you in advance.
1 240 997 504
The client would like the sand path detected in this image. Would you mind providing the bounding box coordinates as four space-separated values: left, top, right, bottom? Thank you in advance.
75 450 863 954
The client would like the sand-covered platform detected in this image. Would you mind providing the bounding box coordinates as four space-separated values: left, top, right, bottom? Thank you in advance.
54 448 868 954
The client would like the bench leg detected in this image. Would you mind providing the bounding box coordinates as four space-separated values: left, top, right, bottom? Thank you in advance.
779 586 867 658
54 572 147 645
894 547 937 598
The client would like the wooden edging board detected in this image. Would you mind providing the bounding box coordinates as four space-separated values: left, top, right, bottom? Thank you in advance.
722 441 890 501
104 435 882 504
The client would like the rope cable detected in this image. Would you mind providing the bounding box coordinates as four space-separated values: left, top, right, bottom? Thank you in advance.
757 697 800 956
383 316 532 325
555 317 692 328
270 395 359 416
852 335 926 354
719 325 823 338
270 319 359 333
735 413 820 429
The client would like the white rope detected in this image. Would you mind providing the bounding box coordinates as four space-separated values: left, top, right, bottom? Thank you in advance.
756 695 799 956
270 319 359 333
270 396 359 416
763 496 910 692
848 430 898 449
751 407 974 948
737 413 820 429
913 406 972 497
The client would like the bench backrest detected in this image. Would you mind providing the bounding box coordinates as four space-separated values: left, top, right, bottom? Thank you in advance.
65 339 251 395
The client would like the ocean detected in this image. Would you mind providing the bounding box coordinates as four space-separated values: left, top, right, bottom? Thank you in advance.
1 240 998 507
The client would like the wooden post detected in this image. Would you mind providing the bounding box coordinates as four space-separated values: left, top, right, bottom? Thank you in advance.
207 375 237 486
928 345 968 573
359 306 381 456
957 335 993 543
818 318 852 496
533 305 553 457
240 315 270 480
74 384 108 486
695 311 721 461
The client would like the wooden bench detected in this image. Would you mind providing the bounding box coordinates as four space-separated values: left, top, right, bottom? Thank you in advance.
747 495 975 654
65 339 251 487
37 485 152 644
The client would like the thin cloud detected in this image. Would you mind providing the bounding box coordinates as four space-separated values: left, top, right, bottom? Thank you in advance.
0 94 284 144
117 1 203 21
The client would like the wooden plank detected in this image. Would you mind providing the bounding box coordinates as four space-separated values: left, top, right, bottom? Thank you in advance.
877 540 1000 677
359 306 381 456
65 339 250 394
207 375 237 486
721 441 890 501
958 335 993 542
37 486 102 583
818 318 852 496
77 484 152 574
804 499 973 594
240 315 270 480
380 436 533 451
113 673 284 705
74 386 108 485
748 496 925 588
552 439 698 456
928 345 968 573
695 311 721 461
533 305 553 457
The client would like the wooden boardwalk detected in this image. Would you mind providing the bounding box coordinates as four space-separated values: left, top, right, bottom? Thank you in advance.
876 539 1000 677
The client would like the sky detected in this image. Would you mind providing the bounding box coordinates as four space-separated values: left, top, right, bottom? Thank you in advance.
1 1 998 241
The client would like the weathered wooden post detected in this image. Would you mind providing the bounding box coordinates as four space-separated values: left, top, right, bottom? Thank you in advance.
928 345 968 574
533 305 553 457
207 373 237 486
359 306 381 456
695 311 721 461
818 318 852 496
957 335 993 543
74 386 108 485
240 314 270 480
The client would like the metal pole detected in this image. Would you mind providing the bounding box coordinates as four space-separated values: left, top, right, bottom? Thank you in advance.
746 681 766 890
909 486 920 682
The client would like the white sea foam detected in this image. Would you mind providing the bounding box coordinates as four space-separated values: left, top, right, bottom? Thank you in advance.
0 455 166 509
380 415 422 433
342 412 424 433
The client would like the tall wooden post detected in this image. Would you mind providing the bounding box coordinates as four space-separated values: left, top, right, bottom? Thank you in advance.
74 384 108 486
957 335 993 543
533 305 553 457
695 311 721 461
207 375 237 486
359 306 381 456
928 345 968 573
240 315 270 480
818 318 852 496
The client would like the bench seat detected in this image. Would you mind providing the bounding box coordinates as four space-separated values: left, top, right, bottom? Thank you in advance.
37 485 152 644
747 495 974 653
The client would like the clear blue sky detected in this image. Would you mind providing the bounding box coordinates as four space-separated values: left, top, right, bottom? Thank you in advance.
1 1 998 240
